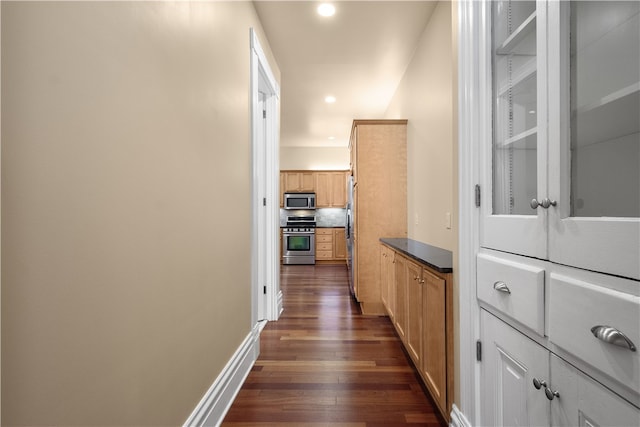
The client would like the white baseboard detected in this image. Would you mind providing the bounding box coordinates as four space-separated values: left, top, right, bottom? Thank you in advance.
450 404 472 427
277 290 283 318
183 323 261 427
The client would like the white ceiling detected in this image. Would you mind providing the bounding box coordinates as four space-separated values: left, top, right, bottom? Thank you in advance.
253 1 437 148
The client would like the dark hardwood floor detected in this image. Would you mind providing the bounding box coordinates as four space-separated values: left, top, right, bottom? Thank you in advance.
221 264 447 427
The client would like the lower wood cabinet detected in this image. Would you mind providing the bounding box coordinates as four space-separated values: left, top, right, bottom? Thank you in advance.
380 243 453 422
422 268 447 412
315 228 347 263
380 246 395 320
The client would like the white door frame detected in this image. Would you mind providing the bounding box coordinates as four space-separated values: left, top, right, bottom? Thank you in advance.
250 28 282 325
454 1 483 426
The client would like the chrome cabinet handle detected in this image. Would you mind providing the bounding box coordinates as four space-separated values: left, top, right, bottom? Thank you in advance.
544 387 560 401
419 278 425 284
530 198 557 209
532 378 547 390
493 281 511 294
591 325 637 352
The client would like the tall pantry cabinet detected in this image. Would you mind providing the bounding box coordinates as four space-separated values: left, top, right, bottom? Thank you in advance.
349 120 407 314
470 1 640 425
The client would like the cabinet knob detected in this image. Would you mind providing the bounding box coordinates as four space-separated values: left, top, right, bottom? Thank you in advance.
590 325 637 352
530 198 557 209
493 281 511 294
532 378 547 390
544 387 560 401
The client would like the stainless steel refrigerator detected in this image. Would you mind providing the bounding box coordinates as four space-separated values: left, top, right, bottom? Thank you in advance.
346 175 355 295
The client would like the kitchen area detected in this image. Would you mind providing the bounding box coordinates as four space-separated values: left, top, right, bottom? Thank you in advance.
279 171 349 266
279 119 455 423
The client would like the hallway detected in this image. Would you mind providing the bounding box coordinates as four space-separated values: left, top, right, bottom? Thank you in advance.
222 265 447 426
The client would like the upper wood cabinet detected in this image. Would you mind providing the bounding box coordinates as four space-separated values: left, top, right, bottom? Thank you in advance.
315 171 348 208
349 120 407 314
282 171 315 193
280 170 348 208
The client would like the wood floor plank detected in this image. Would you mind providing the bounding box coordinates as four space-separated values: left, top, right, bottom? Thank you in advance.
221 265 447 427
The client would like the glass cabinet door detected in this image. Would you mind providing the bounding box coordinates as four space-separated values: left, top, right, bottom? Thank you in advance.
492 0 538 216
482 0 547 259
549 1 640 280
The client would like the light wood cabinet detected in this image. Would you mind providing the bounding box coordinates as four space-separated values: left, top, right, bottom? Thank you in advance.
422 268 447 413
315 171 347 208
393 254 407 342
315 228 346 263
282 171 314 193
280 170 348 208
333 228 346 259
380 245 395 320
382 243 454 422
350 120 407 314
406 259 422 364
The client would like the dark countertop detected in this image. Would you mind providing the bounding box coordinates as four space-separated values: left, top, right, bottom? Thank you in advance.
380 238 453 273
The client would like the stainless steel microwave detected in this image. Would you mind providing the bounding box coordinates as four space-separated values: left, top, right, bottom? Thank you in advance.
284 192 316 210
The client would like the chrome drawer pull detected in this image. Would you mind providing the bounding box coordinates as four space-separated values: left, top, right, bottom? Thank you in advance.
590 325 637 352
493 281 511 294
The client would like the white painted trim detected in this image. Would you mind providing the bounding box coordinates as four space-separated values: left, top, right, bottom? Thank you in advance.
250 28 281 323
449 404 473 427
183 323 261 427
277 289 284 318
457 0 483 425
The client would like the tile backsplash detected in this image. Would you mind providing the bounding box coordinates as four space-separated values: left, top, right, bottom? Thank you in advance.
280 208 346 227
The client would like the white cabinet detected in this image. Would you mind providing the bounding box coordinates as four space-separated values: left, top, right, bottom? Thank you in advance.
480 309 550 427
551 354 640 427
481 309 640 427
480 0 640 280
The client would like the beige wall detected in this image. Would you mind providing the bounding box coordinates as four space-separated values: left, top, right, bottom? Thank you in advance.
385 0 459 407
280 146 349 170
384 1 454 252
1 2 279 425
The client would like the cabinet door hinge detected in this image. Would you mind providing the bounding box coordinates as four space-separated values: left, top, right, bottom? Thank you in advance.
263 110 267 119
475 184 481 208
476 340 482 361
263 197 267 206
263 285 267 295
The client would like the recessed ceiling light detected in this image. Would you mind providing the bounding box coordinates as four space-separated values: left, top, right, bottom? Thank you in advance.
328 136 336 140
325 95 336 103
317 3 335 17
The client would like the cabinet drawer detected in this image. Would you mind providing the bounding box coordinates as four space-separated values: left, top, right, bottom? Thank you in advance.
316 235 332 243
317 242 333 251
316 250 332 259
477 253 545 335
548 273 640 394
316 228 333 235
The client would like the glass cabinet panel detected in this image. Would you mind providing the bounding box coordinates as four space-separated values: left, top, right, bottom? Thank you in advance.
492 0 538 215
570 1 640 218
